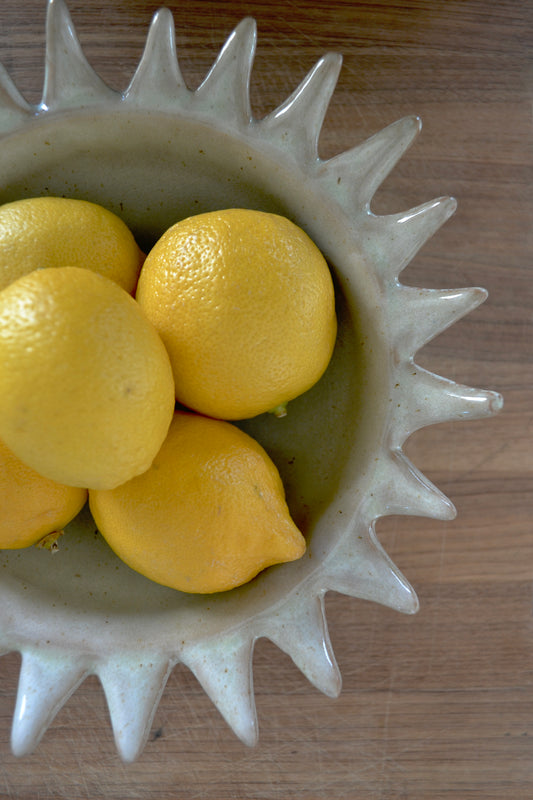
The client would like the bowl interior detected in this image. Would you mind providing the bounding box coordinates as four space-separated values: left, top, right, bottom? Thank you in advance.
0 109 389 651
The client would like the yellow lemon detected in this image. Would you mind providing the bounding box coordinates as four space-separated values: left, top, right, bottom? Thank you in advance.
136 208 337 420
89 410 306 593
0 436 87 549
0 266 175 490
0 196 144 293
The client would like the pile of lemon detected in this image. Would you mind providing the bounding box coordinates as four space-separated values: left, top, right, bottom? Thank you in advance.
0 197 337 593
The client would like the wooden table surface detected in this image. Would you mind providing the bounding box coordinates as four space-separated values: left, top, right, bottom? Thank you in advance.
0 1 531 797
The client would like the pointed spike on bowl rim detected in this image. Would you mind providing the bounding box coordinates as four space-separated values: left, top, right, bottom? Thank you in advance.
258 590 342 698
0 63 34 132
370 449 457 521
258 52 343 162
181 631 258 746
11 649 90 757
194 17 257 126
324 527 419 614
41 0 118 111
123 7 188 107
393 285 489 355
97 654 173 763
319 115 422 208
390 365 504 447
368 195 457 282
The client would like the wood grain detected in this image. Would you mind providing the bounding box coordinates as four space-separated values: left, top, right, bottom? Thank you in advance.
0 1 531 797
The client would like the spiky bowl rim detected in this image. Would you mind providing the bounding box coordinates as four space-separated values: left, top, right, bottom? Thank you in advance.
0 0 502 762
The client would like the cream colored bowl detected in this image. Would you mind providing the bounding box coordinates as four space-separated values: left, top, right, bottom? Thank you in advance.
0 0 502 761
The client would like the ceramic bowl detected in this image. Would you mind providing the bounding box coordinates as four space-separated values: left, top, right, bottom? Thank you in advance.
0 0 502 761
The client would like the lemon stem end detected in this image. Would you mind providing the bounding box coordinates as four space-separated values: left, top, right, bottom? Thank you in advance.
269 402 288 419
35 530 64 552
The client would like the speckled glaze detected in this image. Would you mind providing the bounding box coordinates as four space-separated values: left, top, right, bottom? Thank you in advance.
0 0 502 761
